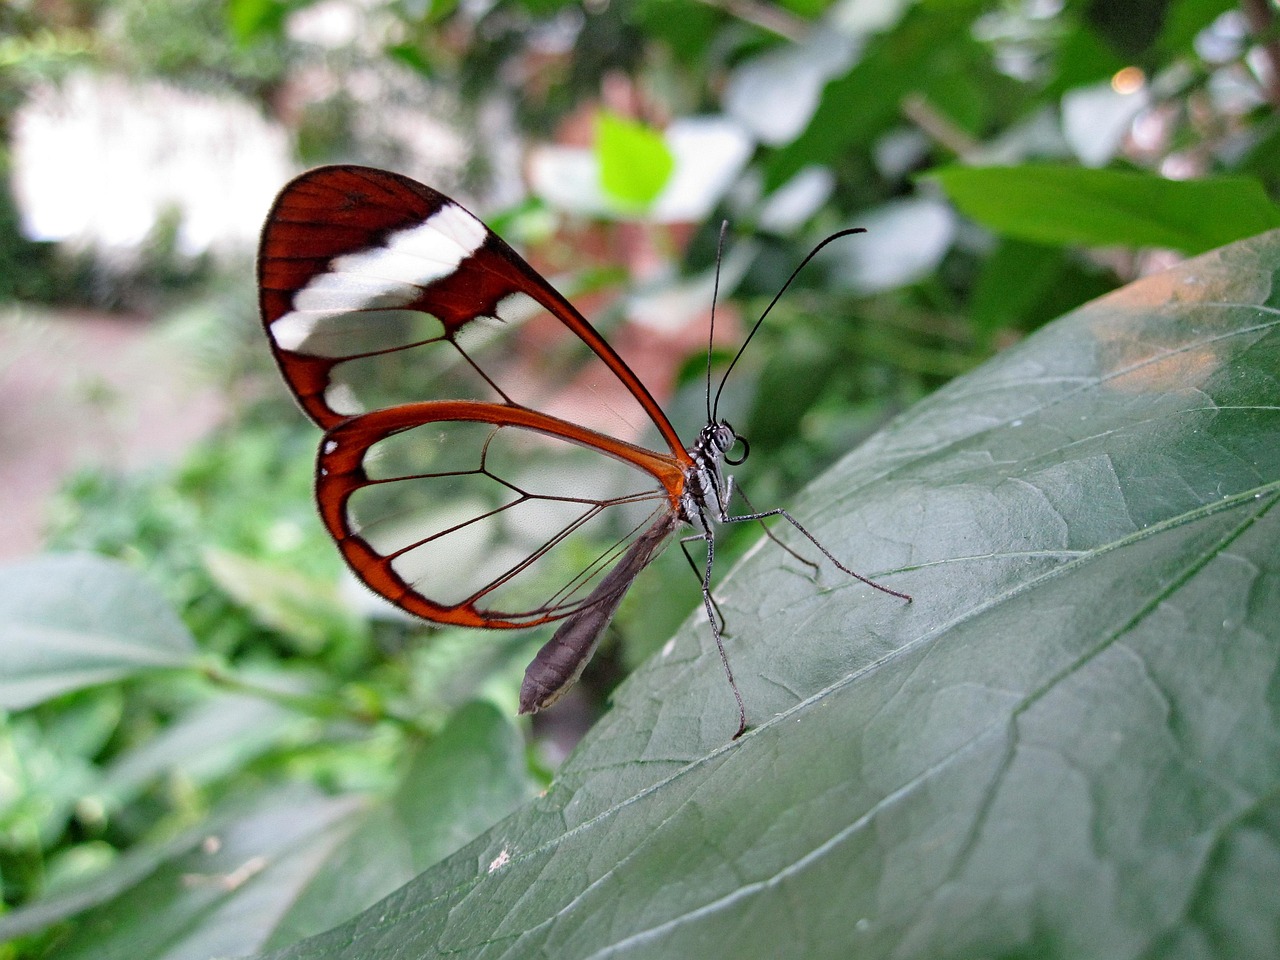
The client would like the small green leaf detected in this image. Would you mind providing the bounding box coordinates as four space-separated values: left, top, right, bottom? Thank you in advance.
0 712 107 848
203 548 356 654
928 163 1280 253
595 112 675 212
0 554 198 709
225 0 291 43
0 822 209 941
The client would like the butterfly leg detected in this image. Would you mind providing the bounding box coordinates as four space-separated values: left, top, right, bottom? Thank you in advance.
731 483 820 577
679 534 728 635
717 481 911 602
694 516 748 739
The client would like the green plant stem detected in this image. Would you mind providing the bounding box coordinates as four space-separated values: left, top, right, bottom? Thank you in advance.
197 659 430 735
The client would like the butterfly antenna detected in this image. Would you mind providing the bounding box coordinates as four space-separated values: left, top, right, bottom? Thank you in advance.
706 220 730 425
712 226 866 422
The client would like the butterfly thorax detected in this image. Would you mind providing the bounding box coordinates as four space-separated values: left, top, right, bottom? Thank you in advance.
680 420 737 526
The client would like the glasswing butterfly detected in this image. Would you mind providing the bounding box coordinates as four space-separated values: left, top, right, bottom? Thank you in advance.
258 165 909 738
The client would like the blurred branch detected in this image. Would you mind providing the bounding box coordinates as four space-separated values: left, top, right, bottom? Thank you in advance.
901 92 980 158
1240 0 1280 108
691 0 808 42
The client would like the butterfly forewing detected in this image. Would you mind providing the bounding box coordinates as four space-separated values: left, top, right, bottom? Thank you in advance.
259 165 680 455
260 166 692 630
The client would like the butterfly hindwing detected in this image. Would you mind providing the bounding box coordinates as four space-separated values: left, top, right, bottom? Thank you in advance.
316 400 685 627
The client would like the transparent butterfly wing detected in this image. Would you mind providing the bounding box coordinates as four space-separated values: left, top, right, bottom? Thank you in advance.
317 401 685 626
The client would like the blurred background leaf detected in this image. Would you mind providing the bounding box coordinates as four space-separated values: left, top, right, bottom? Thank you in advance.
929 165 1280 253
0 554 198 710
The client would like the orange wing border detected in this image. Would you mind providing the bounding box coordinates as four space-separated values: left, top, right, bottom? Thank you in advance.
317 399 688 628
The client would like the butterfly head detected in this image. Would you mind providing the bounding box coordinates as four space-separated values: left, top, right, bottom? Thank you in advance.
703 419 749 467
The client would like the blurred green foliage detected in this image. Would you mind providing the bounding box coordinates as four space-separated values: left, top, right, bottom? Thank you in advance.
3 0 1280 955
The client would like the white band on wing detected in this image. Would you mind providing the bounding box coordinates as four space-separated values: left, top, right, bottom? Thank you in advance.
270 202 487 352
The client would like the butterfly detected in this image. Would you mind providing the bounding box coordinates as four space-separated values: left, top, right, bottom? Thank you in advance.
257 165 909 738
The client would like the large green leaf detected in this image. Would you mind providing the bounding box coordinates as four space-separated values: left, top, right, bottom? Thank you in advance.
252 229 1280 959
0 554 199 709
